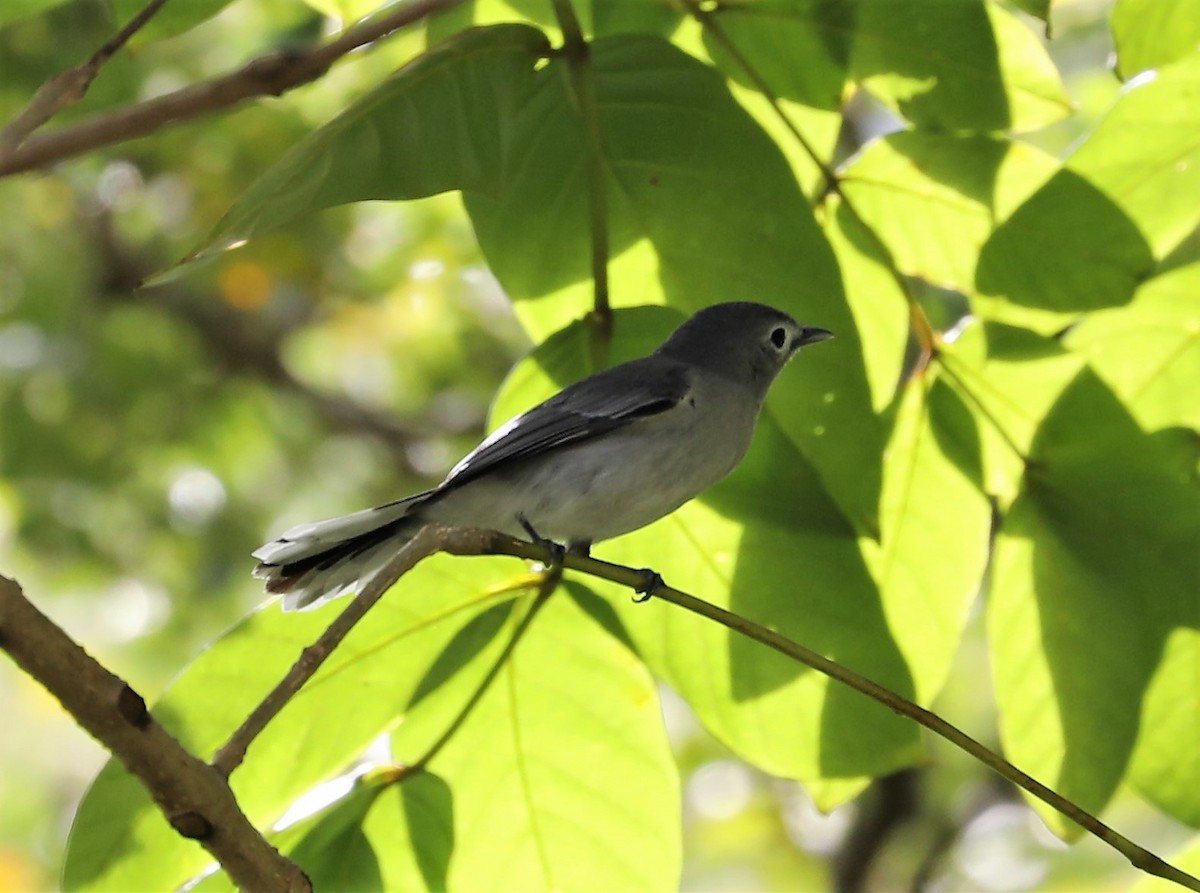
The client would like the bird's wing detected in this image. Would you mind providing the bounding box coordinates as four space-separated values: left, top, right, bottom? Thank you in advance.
441 357 693 490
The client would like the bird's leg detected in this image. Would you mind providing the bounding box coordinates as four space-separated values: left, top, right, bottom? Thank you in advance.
566 540 592 558
518 515 566 567
632 569 665 603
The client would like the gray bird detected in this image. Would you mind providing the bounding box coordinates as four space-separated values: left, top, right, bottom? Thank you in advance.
254 302 832 610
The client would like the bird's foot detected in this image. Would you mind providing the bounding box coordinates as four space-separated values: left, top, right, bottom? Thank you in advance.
518 515 566 567
633 569 664 603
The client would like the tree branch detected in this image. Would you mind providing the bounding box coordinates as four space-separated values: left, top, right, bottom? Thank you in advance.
0 0 169 156
443 530 1200 892
0 574 311 892
212 524 447 777
0 0 467 177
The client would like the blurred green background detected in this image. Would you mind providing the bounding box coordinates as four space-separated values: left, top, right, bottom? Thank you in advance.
0 0 1191 890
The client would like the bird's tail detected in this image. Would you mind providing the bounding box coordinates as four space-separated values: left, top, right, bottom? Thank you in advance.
252 494 430 611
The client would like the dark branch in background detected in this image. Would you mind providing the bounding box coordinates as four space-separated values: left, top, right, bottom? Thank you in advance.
0 575 311 892
0 0 467 177
550 0 613 354
0 0 169 156
833 769 920 893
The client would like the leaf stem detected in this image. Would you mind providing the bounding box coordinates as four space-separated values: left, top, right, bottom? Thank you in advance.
937 351 1029 465
684 0 841 202
550 0 612 356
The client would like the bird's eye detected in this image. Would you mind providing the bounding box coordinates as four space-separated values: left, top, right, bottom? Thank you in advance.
770 327 788 349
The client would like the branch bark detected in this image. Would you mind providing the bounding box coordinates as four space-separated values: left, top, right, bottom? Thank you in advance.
0 574 310 892
0 0 467 177
0 0 169 156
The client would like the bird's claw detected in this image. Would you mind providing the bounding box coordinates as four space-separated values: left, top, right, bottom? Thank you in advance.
633 569 664 603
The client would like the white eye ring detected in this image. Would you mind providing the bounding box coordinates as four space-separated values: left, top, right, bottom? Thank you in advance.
769 326 788 349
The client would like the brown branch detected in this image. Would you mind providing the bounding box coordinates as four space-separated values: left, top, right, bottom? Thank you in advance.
0 0 169 156
0 0 467 177
0 574 311 892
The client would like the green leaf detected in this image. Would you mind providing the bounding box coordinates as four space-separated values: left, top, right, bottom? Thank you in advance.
1066 263 1200 434
988 368 1200 837
0 0 70 26
939 321 1088 504
489 311 921 785
849 0 1069 132
863 375 991 706
840 132 1058 294
701 0 852 110
177 25 882 531
1008 0 1050 21
63 555 528 891
367 772 456 892
1128 628 1200 827
109 0 247 43
822 200 909 412
176 24 553 270
979 53 1200 311
1112 0 1200 79
465 34 882 533
392 594 681 892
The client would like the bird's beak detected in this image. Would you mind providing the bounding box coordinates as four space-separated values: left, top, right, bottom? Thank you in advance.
794 327 834 349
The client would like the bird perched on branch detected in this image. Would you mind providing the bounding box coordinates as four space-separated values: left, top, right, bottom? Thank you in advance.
253 302 832 610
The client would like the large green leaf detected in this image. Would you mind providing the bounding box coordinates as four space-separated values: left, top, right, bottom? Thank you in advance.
849 0 1069 132
463 33 881 533
700 0 851 110
62 554 530 891
1128 627 1200 827
863 374 991 706
388 593 681 892
181 24 552 266
179 23 882 533
988 368 1200 837
978 53 1200 310
840 132 1058 294
488 310 921 785
822 200 908 412
0 0 70 26
1112 0 1200 79
1065 261 1200 433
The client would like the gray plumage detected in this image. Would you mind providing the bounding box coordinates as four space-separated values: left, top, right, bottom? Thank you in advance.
253 302 832 610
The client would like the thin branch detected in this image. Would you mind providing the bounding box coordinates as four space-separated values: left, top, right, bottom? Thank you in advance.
0 0 169 155
0 574 311 892
438 529 1200 892
684 0 841 202
551 0 613 353
0 0 467 177
212 524 447 778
